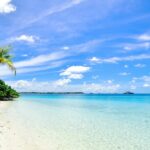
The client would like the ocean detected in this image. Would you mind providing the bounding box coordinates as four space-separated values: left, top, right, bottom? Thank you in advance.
2 94 150 150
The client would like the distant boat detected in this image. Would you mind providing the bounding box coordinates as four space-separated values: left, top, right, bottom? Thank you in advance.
123 91 134 95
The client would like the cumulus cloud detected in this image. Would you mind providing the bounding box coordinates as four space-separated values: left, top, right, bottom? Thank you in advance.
55 79 71 86
60 66 90 76
8 80 50 92
131 76 150 89
11 35 39 43
0 0 16 13
68 74 83 79
60 66 90 80
83 83 120 93
54 66 90 86
13 66 89 88
6 80 121 93
13 80 32 88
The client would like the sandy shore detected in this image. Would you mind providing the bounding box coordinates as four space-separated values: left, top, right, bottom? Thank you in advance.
0 102 27 150
0 102 17 149
0 101 47 150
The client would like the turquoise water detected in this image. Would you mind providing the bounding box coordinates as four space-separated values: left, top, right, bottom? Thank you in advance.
4 94 150 150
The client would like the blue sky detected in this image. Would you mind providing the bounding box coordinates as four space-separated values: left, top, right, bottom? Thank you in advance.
0 0 150 93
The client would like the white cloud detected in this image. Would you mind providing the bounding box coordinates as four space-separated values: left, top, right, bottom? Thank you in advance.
6 80 121 93
55 79 71 86
119 72 130 76
107 80 113 84
12 35 39 43
68 73 83 79
1 38 100 77
15 52 67 68
123 42 150 51
17 0 84 30
123 33 150 51
63 40 102 58
7 80 50 92
83 83 120 93
138 34 150 41
72 0 83 5
13 80 32 88
62 46 70 50
143 84 150 88
0 61 65 77
131 76 150 89
91 54 150 64
89 57 100 63
124 46 132 51
0 0 16 13
60 66 90 76
17 62 63 74
134 64 146 68
0 52 68 76
133 76 150 82
56 66 90 86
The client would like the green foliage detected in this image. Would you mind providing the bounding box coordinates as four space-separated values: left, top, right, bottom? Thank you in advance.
0 46 16 75
0 80 19 100
0 46 18 100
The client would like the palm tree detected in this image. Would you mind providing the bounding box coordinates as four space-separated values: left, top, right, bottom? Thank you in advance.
0 46 16 75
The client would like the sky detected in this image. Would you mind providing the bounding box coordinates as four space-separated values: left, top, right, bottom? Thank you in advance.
0 0 150 93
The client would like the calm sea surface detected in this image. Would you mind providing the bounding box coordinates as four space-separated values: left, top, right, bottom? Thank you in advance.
3 94 150 150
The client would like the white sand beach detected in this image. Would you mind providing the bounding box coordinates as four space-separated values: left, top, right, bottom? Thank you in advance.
0 102 37 150
0 102 53 150
0 102 22 150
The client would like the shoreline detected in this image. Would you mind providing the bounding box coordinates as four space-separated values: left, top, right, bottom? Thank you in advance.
0 95 150 150
0 100 46 150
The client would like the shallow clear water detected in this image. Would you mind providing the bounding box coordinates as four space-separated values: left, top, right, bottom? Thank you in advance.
3 94 150 150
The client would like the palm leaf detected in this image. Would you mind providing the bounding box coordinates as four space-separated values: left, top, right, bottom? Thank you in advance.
0 46 16 75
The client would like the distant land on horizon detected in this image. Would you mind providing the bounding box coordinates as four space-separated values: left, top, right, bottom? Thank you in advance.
20 92 150 95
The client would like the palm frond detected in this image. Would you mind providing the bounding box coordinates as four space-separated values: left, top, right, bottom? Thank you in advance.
0 46 16 75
